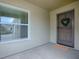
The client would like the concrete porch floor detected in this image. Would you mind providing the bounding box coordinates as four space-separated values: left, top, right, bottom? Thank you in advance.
1 43 79 59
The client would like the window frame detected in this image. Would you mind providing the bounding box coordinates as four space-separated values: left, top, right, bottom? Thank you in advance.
0 3 31 44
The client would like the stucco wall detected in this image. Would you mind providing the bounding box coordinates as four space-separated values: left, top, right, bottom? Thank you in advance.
50 1 79 50
0 0 50 58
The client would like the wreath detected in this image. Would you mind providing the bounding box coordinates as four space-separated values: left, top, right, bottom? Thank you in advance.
61 18 70 26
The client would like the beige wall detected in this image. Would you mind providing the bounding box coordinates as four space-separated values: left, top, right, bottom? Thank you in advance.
50 1 79 50
0 0 50 58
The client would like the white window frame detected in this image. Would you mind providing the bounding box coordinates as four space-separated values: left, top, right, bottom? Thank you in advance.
0 3 31 44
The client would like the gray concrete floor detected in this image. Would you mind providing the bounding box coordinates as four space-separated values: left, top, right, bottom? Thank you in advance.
1 43 79 59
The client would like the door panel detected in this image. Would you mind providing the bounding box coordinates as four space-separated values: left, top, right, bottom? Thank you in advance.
57 10 74 48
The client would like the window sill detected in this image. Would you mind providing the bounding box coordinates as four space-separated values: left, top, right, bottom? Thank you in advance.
0 38 30 44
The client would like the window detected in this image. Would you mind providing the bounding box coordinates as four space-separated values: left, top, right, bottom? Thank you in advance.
0 5 28 42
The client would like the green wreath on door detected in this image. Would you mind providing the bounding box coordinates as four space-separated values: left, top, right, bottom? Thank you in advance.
61 18 70 27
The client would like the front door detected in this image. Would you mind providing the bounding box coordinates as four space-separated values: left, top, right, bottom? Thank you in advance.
57 10 74 48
